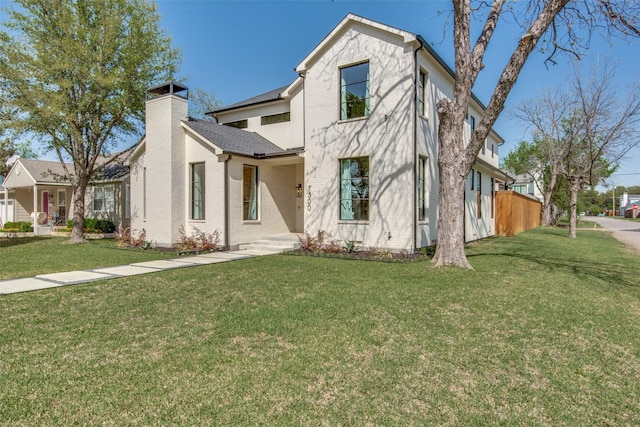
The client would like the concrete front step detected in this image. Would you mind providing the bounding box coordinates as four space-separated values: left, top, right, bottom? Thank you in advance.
238 233 301 253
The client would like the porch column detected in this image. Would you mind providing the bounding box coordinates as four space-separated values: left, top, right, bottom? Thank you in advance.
2 187 7 227
33 184 38 236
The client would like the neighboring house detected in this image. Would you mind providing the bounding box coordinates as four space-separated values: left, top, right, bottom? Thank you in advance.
620 192 640 218
130 14 511 251
1 157 131 234
510 173 544 201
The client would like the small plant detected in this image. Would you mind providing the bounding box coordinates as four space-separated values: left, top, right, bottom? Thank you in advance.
177 225 220 252
115 226 132 247
298 230 326 252
130 229 147 248
370 247 394 260
343 240 358 254
323 239 345 254
419 243 437 258
141 240 152 250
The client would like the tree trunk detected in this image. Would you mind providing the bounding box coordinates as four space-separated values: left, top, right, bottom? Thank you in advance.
68 178 89 244
568 177 581 239
432 106 472 269
541 172 557 226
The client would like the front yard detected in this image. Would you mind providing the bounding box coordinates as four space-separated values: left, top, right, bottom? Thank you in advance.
1 228 639 425
0 237 175 280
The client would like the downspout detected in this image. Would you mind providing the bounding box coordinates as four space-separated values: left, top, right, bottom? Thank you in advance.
224 154 232 250
412 43 421 253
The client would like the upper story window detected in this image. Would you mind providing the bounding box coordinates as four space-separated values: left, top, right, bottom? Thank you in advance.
224 119 247 129
261 112 290 125
418 70 427 116
340 62 370 120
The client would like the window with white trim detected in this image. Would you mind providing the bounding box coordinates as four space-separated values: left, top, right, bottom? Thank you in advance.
92 185 114 213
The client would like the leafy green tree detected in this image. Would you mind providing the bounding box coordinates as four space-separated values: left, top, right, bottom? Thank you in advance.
0 0 180 243
0 139 36 180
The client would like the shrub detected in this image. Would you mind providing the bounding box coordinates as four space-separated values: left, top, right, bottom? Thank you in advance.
66 218 116 233
115 226 131 247
298 230 326 252
323 239 345 254
2 221 33 232
343 240 358 254
178 225 220 252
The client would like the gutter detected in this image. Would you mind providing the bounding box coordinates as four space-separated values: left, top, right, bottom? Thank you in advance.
223 154 232 250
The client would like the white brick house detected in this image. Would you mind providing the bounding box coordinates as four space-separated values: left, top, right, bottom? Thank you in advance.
130 14 510 250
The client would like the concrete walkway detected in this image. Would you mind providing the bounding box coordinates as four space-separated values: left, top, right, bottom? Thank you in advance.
0 249 280 295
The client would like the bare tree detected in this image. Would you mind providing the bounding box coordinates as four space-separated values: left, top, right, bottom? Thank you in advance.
189 88 222 122
432 0 640 268
511 88 574 226
560 64 640 237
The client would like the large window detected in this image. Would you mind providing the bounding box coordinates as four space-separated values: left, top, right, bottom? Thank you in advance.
490 177 495 219
418 156 427 220
418 70 426 116
92 185 114 213
340 157 369 220
191 163 205 220
476 171 482 219
243 165 258 220
340 62 370 120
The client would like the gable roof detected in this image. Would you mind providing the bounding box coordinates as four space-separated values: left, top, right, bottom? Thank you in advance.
295 13 419 74
182 119 300 158
3 155 131 189
212 84 291 115
12 158 72 185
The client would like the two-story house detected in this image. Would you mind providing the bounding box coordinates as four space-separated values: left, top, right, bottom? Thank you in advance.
129 14 510 251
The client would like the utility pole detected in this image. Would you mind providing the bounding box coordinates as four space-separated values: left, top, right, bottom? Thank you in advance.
613 186 616 217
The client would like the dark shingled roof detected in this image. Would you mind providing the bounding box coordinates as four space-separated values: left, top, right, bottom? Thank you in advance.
212 84 291 114
183 119 288 157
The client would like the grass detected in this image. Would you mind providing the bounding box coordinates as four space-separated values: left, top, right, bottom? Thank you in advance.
1 228 639 425
0 237 175 280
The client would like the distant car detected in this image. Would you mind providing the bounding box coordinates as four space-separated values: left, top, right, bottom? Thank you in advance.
580 212 586 216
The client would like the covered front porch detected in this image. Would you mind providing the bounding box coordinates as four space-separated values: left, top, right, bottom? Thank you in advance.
2 158 73 235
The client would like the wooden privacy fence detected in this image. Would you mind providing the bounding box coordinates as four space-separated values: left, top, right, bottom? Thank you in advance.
495 190 542 236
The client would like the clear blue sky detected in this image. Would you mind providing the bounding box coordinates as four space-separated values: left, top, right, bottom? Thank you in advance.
155 0 640 188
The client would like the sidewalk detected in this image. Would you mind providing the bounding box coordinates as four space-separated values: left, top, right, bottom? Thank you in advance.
0 249 279 295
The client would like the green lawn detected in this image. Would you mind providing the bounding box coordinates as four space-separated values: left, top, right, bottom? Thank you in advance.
1 228 639 425
0 237 175 280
